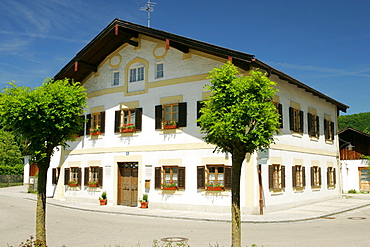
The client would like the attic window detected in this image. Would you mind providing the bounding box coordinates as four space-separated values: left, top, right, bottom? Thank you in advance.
129 63 145 82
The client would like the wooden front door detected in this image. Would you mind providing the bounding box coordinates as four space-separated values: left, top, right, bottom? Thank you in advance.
118 162 138 206
359 167 370 191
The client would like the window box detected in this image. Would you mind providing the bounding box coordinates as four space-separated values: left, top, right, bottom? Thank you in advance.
69 182 79 187
163 121 177 129
162 186 177 190
88 180 99 187
206 186 224 191
120 124 136 133
90 129 101 136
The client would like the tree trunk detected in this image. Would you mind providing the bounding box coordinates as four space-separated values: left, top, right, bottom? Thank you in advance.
231 150 246 247
36 159 50 245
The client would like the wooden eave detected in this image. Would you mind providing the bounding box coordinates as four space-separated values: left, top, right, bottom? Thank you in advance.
54 18 254 82
54 18 348 113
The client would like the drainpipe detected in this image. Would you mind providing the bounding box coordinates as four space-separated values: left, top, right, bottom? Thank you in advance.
258 164 264 215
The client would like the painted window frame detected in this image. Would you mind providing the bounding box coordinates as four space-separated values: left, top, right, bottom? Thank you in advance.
292 165 305 190
196 165 232 190
129 64 145 83
112 71 120 86
289 107 304 134
86 112 106 135
155 103 187 129
155 62 164 79
308 112 320 139
84 166 103 187
154 166 186 189
311 166 322 188
327 167 336 188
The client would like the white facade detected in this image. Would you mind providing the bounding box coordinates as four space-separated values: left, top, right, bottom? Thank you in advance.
32 19 348 215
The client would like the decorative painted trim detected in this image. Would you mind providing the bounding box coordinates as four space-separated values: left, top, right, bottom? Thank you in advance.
152 44 168 59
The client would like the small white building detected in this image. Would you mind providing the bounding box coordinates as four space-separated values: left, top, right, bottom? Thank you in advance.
339 127 370 193
24 19 348 214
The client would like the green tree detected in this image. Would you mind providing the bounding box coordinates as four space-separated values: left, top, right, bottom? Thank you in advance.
0 79 87 245
198 62 279 247
338 112 370 132
0 129 24 175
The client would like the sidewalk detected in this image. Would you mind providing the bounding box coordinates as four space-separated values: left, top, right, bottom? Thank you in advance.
1 185 370 223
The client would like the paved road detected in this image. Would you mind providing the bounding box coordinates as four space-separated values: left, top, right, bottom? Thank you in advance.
1 195 370 247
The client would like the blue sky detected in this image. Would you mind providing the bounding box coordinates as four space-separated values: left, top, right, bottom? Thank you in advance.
1 0 369 115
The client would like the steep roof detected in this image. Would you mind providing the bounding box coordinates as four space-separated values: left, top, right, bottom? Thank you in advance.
54 18 348 113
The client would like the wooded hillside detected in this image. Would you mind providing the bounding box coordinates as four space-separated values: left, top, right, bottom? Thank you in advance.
338 112 370 133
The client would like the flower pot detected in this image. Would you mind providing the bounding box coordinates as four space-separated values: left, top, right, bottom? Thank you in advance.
163 124 177 129
99 199 107 205
162 186 177 190
88 184 99 187
90 131 101 136
69 183 78 187
207 186 224 191
121 128 135 133
140 201 149 208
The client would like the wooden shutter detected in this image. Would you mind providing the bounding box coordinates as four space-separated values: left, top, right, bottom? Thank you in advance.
278 103 283 128
178 102 187 127
84 167 89 186
302 166 306 187
281 165 286 189
319 167 322 186
289 107 294 131
155 105 162 129
327 167 330 186
197 101 205 126
224 166 232 189
86 114 92 135
197 166 205 189
310 167 314 187
316 116 320 138
333 168 336 185
299 110 304 133
268 165 273 189
114 110 121 133
98 167 103 187
135 108 143 131
154 167 161 188
331 121 335 140
77 168 82 186
52 168 57 185
100 111 105 133
178 167 186 189
307 113 313 137
79 115 85 136
324 119 328 140
64 168 70 185
292 166 296 188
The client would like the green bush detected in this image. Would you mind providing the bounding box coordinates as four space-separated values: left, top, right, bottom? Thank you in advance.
348 189 357 194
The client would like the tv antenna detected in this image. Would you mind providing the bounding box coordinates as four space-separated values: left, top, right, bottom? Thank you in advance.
140 0 156 27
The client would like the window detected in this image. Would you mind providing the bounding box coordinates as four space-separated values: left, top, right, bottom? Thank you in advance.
308 112 319 138
196 165 232 189
327 167 336 188
156 63 164 78
311 166 321 188
154 166 185 189
112 72 120 86
292 165 305 189
64 167 81 186
155 103 187 129
289 107 303 133
86 112 105 135
269 164 285 191
129 65 145 82
84 167 103 187
114 108 142 133
324 118 335 142
273 102 283 128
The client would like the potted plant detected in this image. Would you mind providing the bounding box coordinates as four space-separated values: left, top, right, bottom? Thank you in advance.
90 127 101 136
119 124 135 133
139 194 149 208
88 180 99 187
206 183 224 191
99 191 107 205
162 121 177 129
68 180 78 187
161 182 178 190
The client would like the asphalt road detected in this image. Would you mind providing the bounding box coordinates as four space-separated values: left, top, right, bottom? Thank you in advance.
1 196 370 247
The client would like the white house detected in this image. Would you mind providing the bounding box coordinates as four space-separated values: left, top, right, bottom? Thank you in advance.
339 127 370 193
24 19 348 214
